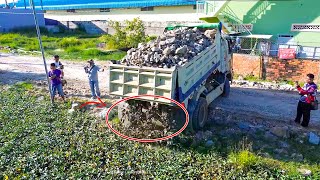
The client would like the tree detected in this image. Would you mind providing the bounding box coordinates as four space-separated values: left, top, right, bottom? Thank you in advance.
106 18 149 50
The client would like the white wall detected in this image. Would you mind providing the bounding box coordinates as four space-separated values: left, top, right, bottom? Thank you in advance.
45 5 200 22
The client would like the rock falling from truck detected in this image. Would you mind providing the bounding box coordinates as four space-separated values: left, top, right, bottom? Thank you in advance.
114 101 181 139
121 27 217 68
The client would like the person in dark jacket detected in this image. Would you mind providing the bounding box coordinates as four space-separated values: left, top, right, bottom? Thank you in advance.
294 73 317 127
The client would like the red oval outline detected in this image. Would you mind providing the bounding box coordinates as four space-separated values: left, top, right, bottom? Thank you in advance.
106 94 189 143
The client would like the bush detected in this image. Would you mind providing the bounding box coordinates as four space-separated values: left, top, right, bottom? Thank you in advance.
228 150 259 168
0 34 21 44
82 49 104 56
25 44 40 51
103 51 126 60
146 35 157 42
65 46 82 53
80 40 97 49
58 37 81 48
41 35 58 42
103 18 152 50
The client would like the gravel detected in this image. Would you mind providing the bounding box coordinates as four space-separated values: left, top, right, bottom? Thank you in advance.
121 27 216 68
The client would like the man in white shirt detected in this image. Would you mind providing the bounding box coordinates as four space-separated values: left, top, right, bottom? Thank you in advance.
53 55 67 87
53 55 64 78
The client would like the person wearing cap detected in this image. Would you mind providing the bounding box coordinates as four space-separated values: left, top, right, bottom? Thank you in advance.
84 59 104 99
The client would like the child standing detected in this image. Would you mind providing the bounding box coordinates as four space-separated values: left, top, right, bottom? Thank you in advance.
49 63 65 102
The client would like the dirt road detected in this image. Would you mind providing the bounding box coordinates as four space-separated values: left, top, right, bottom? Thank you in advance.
212 88 320 125
0 54 110 99
1 54 320 126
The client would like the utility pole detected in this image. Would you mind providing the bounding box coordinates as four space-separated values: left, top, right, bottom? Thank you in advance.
4 0 9 8
29 0 54 103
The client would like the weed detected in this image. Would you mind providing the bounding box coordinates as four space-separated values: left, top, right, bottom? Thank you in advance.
243 75 261 82
0 84 320 179
57 37 81 48
65 46 82 53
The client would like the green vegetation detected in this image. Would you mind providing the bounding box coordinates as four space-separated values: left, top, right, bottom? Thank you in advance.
237 74 297 85
243 74 263 82
103 18 157 50
0 32 124 61
0 18 155 61
1 83 319 179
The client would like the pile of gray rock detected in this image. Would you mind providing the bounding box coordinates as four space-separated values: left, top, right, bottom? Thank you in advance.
233 80 295 91
121 27 216 68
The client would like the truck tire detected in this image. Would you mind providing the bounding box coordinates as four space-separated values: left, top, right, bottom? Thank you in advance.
222 78 230 97
192 97 208 130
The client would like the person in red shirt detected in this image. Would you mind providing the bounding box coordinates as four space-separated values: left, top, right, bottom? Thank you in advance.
294 74 317 127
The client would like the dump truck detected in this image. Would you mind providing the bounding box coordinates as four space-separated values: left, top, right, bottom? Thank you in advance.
108 23 232 131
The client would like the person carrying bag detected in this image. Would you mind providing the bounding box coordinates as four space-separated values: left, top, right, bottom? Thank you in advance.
294 73 318 127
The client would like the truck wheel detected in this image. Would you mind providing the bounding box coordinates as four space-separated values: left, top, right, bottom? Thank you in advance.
192 97 208 130
222 78 230 97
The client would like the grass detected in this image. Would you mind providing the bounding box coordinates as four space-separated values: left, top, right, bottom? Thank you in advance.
1 83 320 179
0 33 126 61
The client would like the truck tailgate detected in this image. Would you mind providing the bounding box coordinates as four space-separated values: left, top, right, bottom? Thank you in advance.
108 64 177 103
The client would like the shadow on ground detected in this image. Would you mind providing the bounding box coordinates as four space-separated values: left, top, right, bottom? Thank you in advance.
0 70 46 85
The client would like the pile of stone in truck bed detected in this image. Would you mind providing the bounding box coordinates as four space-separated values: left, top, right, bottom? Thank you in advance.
121 27 217 68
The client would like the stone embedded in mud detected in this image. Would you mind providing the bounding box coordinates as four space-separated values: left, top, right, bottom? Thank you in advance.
298 168 311 176
270 126 290 139
274 148 288 155
205 140 214 147
291 153 304 162
68 109 75 114
99 108 117 120
264 131 278 141
36 96 44 102
203 130 213 141
279 141 290 148
152 119 166 128
71 102 80 109
237 122 251 131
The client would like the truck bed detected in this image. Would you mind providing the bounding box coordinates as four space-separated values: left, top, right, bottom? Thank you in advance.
108 35 223 104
